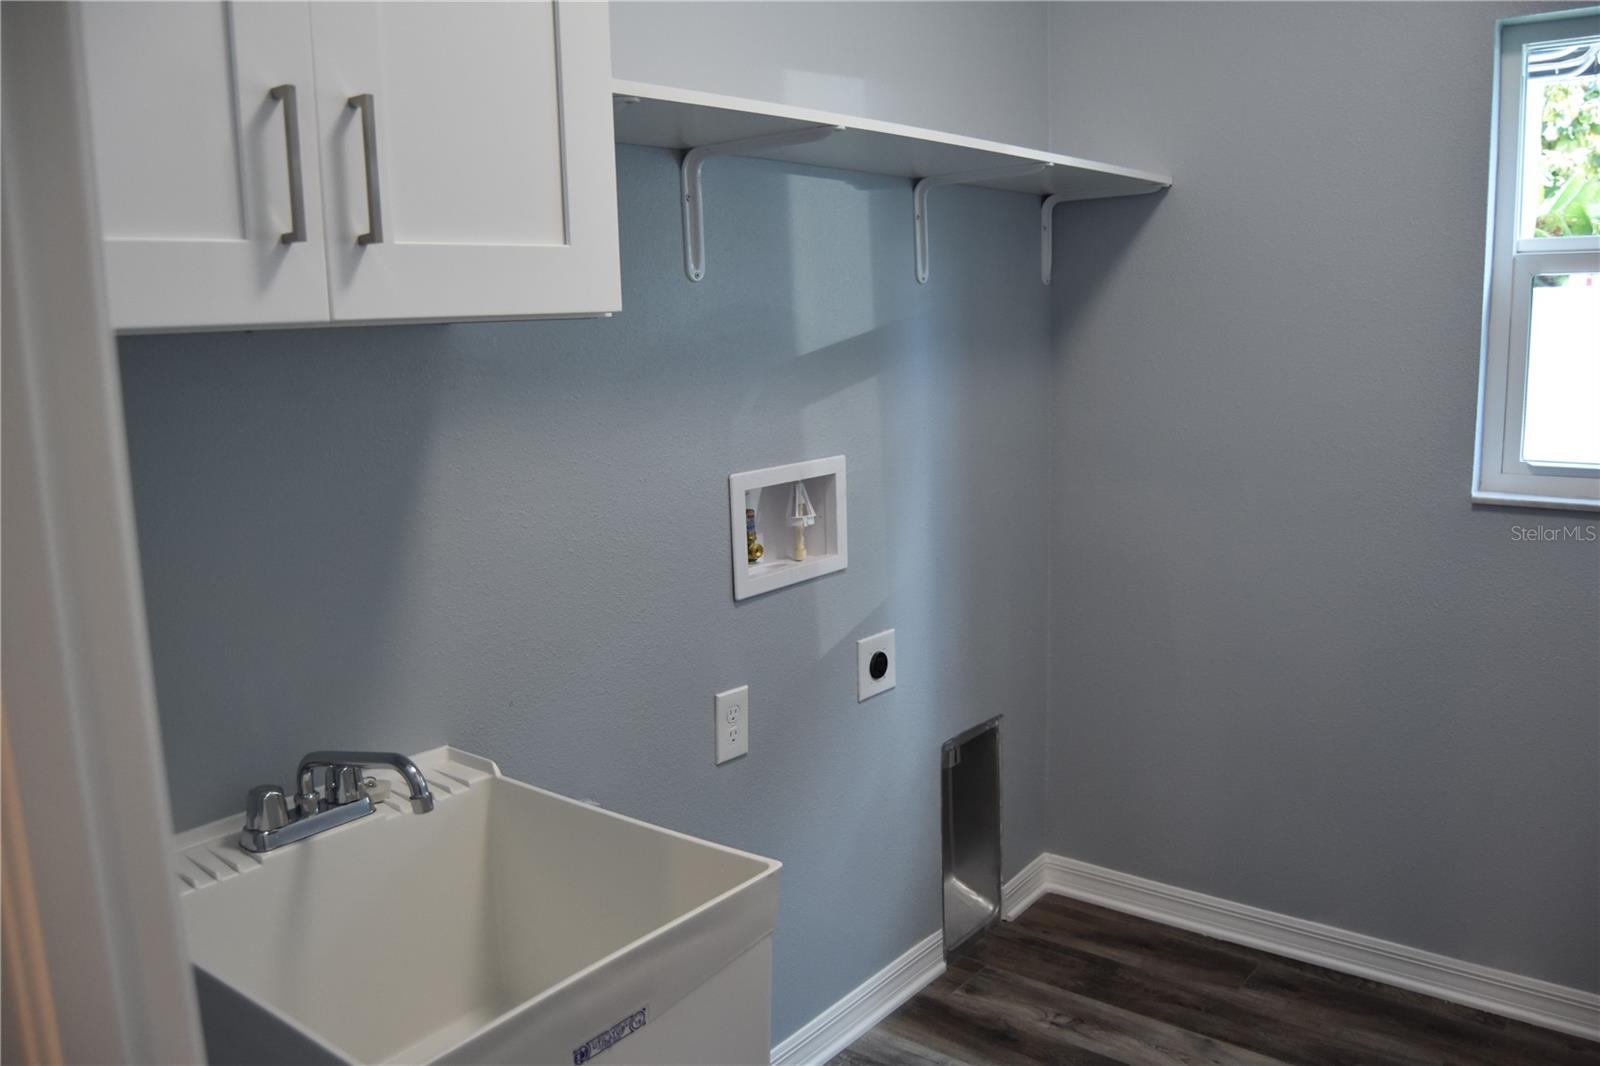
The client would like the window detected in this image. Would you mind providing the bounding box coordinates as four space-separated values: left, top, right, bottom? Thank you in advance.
1475 9 1600 510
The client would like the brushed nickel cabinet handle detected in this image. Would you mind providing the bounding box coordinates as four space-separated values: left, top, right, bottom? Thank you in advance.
347 93 384 246
268 84 306 244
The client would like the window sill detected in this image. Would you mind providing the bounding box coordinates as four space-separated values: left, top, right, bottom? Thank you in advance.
1471 487 1600 512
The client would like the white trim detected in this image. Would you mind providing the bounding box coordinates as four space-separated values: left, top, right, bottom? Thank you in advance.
1500 5 1600 29
1472 9 1600 510
999 854 1600 1043
1000 852 1056 922
1470 486 1600 511
769 931 944 1066
1 5 204 1062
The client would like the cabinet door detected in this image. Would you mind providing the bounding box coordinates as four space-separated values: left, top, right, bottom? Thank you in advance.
79 2 330 331
310 1 620 322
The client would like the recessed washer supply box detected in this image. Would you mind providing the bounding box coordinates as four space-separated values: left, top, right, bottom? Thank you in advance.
729 455 847 601
171 747 780 1065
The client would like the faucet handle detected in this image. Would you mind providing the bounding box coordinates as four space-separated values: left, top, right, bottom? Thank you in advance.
295 764 322 817
243 785 291 832
330 764 363 805
294 763 364 810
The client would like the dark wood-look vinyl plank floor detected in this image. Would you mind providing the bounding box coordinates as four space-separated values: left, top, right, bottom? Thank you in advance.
829 895 1600 1066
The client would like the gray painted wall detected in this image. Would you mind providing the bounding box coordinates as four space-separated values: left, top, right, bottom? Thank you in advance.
1044 2 1599 991
119 146 1052 1040
611 1 1049 146
119 2 1598 1038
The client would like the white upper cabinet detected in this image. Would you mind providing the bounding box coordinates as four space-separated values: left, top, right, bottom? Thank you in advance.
80 2 331 330
78 1 620 332
310 2 620 322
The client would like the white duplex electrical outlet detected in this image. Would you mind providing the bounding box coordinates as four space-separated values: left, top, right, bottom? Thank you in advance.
857 629 896 701
715 685 749 764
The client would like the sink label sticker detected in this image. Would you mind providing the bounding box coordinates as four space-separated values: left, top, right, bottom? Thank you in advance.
572 1006 647 1064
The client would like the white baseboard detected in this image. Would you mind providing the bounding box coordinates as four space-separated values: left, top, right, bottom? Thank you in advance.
1000 851 1055 921
1000 852 1599 1043
770 930 945 1066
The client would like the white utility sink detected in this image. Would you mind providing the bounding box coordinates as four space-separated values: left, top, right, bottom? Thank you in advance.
171 748 781 1065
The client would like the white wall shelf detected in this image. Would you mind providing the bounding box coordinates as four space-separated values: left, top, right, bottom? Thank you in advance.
729 456 847 601
612 79 1171 284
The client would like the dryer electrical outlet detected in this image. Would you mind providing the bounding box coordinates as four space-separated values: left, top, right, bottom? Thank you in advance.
715 685 749 764
857 629 896 701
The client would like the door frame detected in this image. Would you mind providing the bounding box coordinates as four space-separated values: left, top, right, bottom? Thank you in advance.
2 5 204 1061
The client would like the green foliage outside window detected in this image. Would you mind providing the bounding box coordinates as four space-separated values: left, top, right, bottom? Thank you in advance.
1534 76 1600 238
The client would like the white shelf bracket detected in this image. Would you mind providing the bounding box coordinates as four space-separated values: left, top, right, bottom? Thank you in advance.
913 162 1048 284
1040 194 1064 285
679 124 842 282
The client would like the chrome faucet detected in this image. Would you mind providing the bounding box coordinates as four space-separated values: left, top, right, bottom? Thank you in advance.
239 750 435 854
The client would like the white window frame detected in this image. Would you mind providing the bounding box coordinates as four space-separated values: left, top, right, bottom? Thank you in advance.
1474 8 1600 511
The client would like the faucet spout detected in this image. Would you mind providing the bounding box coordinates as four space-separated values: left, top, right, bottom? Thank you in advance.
297 750 436 814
